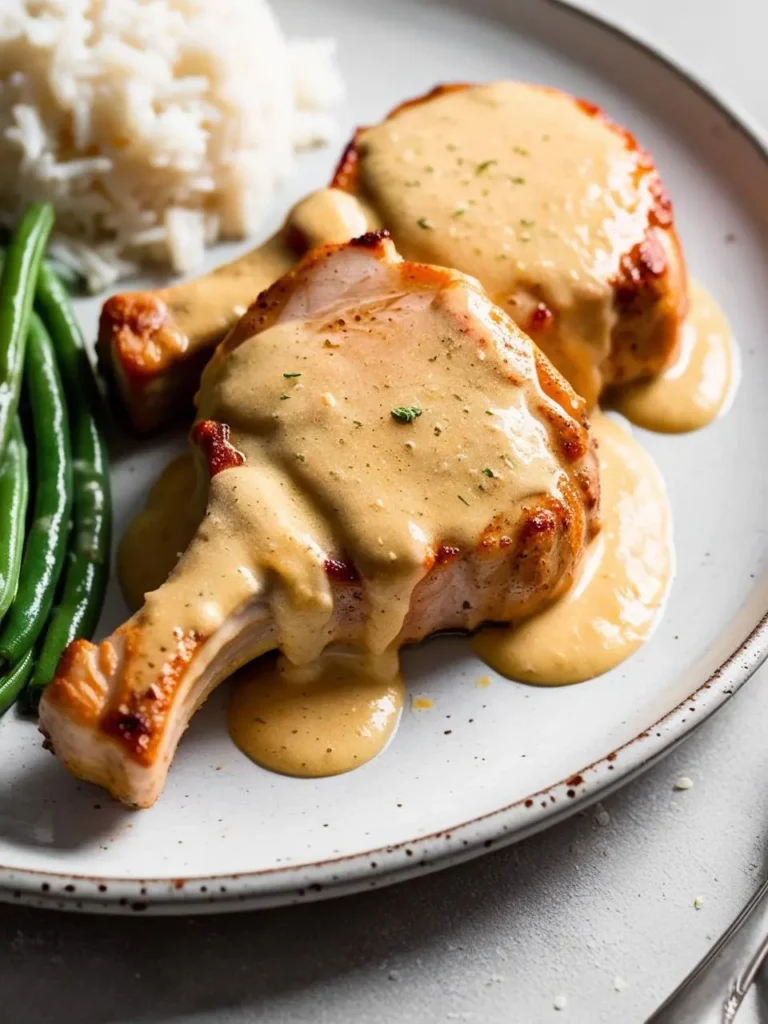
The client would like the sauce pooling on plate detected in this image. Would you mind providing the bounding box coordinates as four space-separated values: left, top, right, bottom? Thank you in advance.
611 282 738 433
228 651 404 777
472 413 673 684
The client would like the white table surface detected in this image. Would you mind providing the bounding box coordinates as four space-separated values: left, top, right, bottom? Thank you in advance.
5 2 768 1022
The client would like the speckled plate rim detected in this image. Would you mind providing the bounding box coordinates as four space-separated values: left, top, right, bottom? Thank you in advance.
1 0 767 915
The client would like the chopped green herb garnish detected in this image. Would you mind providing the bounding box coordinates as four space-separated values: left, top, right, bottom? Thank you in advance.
353 420 363 427
486 409 494 416
279 394 290 401
476 159 497 175
513 145 529 156
391 406 423 423
452 207 466 218
520 218 535 227
510 176 526 185
458 494 470 506
283 372 301 378
424 165 435 173
417 217 434 230
482 467 496 478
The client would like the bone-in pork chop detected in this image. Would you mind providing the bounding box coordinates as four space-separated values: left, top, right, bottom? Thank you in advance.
41 233 599 807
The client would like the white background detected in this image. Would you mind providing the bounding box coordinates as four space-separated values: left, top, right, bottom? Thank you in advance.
5 1 768 1022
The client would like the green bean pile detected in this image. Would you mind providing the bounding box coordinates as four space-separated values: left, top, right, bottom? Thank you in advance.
0 204 111 715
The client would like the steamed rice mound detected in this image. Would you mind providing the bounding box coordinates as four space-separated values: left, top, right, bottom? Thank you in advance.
0 0 343 289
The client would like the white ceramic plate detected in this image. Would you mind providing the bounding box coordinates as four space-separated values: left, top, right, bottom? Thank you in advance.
1 0 767 915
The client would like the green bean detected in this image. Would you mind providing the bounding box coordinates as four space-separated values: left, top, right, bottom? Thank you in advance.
24 263 111 712
0 650 33 717
0 249 85 296
0 418 29 622
0 315 72 667
0 203 54 460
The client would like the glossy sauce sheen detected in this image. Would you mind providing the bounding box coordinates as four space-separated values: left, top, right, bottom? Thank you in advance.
228 651 404 777
611 282 737 432
356 83 657 405
472 413 672 684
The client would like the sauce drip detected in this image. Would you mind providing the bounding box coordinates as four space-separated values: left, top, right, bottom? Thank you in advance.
228 650 404 777
169 189 378 350
611 282 737 433
117 452 201 610
472 413 672 684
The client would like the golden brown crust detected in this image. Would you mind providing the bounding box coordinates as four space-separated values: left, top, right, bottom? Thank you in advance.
42 627 204 770
98 293 207 433
604 224 688 386
190 420 246 476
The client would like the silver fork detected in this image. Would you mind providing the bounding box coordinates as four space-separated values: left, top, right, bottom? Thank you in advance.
647 876 768 1022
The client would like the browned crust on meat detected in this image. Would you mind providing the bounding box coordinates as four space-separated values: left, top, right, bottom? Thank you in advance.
43 627 204 767
330 129 365 192
190 420 245 477
603 224 688 385
98 293 210 433
103 628 201 763
45 639 107 727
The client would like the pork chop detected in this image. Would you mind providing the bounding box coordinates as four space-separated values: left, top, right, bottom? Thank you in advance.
41 233 600 807
99 81 687 430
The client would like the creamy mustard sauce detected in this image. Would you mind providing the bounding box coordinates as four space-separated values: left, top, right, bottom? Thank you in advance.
168 190 378 350
357 83 657 406
168 234 295 351
611 282 737 433
130 241 588 703
472 413 672 684
228 650 403 777
117 452 202 610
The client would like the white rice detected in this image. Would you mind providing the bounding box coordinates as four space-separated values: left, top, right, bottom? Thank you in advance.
0 0 344 290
